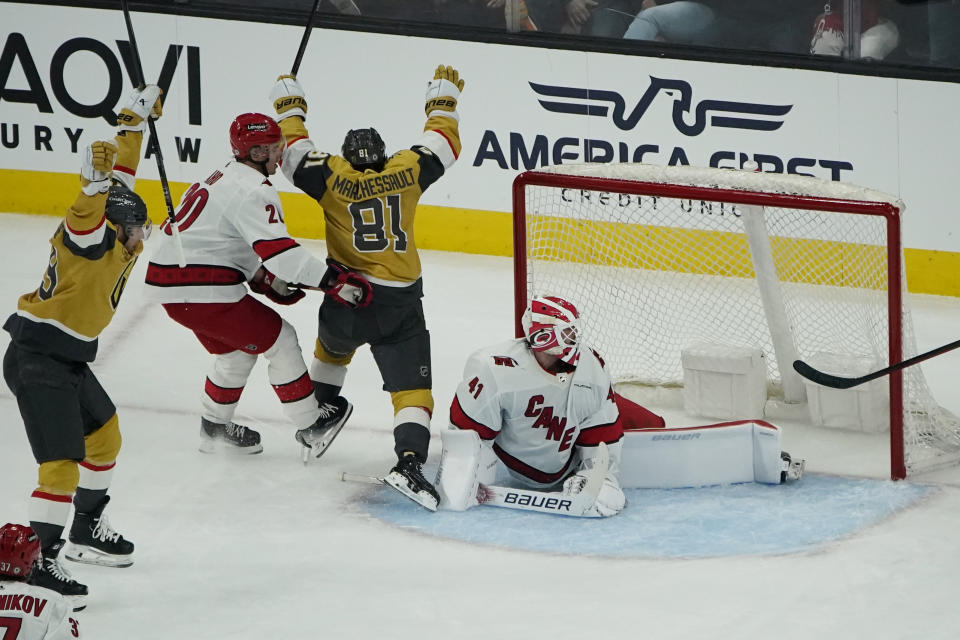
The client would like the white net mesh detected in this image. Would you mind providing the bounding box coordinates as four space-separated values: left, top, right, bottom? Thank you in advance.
518 163 960 476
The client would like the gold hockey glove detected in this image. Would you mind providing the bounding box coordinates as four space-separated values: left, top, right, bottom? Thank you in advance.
272 74 308 121
80 140 118 195
433 65 464 91
425 65 464 117
117 85 163 133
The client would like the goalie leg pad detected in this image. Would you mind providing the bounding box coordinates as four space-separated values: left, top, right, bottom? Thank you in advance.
435 429 483 511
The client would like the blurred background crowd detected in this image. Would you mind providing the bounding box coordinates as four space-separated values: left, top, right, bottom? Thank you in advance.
169 0 960 69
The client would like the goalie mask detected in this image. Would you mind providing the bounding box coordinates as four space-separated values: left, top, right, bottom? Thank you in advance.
0 523 41 579
342 127 386 171
522 296 582 367
106 181 151 241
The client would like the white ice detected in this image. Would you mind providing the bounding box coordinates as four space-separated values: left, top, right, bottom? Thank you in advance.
1 213 959 639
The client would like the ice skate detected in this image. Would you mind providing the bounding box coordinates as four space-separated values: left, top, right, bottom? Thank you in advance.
780 451 806 483
383 452 440 512
65 495 134 568
295 396 353 464
29 540 88 612
199 418 263 454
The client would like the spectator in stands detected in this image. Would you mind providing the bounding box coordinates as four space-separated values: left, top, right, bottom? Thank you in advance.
622 0 718 43
434 0 512 30
585 0 646 37
809 0 900 60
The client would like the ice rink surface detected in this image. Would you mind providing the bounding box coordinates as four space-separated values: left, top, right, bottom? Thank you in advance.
2 213 960 639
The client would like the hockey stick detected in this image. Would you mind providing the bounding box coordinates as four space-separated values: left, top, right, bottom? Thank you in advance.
792 338 960 389
340 442 610 518
478 442 608 518
291 0 323 76
119 0 186 267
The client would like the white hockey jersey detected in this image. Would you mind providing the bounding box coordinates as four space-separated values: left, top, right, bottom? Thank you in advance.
143 160 327 303
449 338 622 488
0 580 79 639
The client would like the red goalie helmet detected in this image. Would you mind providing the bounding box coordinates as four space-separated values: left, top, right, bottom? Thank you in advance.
522 295 582 366
0 523 41 580
229 113 282 160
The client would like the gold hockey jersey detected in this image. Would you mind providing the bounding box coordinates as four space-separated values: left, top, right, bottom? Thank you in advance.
3 132 144 362
282 112 461 284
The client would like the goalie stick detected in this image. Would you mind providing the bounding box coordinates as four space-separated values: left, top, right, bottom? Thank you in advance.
478 442 609 518
339 442 610 518
792 337 960 389
119 0 186 267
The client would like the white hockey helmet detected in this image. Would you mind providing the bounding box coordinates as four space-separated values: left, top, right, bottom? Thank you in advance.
522 295 582 366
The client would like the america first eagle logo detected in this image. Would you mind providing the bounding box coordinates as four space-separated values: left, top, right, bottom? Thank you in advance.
529 77 793 136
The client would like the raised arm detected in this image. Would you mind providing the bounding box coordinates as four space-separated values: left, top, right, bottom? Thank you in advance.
410 65 464 191
111 85 163 190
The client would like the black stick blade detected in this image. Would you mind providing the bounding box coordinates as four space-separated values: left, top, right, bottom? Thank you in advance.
792 360 862 389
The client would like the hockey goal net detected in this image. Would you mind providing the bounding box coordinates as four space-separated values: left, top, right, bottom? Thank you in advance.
512 163 960 479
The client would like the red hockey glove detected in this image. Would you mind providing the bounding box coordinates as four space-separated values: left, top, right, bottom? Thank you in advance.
320 258 373 308
250 267 306 305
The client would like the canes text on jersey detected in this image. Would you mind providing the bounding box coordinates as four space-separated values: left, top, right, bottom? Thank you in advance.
524 395 575 451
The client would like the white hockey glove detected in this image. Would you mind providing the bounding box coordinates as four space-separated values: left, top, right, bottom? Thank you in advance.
563 474 625 518
80 140 118 195
116 85 163 132
424 65 464 119
271 74 307 121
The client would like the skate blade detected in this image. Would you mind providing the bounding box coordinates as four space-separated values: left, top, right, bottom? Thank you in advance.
199 437 263 455
66 594 87 612
65 543 134 568
301 404 353 465
383 474 439 512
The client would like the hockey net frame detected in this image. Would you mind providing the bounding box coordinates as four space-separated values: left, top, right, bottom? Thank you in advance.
512 163 960 480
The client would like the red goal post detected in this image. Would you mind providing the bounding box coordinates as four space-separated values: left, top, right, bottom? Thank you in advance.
512 163 959 479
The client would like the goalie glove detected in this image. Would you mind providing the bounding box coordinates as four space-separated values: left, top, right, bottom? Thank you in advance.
116 85 163 133
563 474 625 518
320 258 373 309
80 140 118 196
271 74 308 122
425 65 464 119
249 267 306 306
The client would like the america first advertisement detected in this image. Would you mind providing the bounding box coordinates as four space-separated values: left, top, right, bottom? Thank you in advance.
2 2 959 293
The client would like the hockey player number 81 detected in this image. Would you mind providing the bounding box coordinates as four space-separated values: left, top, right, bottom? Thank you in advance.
348 194 407 252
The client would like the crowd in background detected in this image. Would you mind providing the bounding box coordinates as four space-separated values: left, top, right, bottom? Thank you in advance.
169 0 960 68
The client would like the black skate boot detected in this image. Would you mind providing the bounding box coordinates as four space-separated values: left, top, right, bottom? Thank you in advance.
29 540 88 612
199 418 263 454
295 396 353 464
383 452 440 512
65 495 134 568
780 451 806 483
